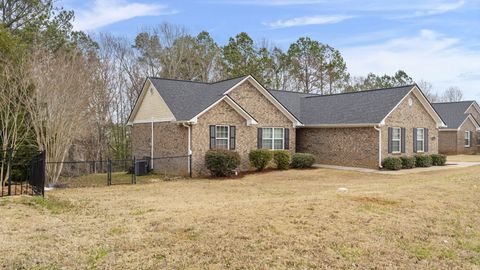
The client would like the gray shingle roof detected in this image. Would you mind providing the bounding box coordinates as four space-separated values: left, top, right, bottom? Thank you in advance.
147 76 420 126
266 89 319 120
432 101 476 129
269 85 415 125
149 76 247 121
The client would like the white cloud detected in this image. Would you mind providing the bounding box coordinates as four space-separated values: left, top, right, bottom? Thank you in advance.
73 0 176 31
342 29 480 100
394 0 464 18
265 15 354 29
210 0 329 5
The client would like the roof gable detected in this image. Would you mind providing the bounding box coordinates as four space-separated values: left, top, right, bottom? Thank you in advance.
432 101 477 129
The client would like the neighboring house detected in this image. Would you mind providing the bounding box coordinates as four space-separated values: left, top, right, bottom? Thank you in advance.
432 101 480 155
127 75 445 176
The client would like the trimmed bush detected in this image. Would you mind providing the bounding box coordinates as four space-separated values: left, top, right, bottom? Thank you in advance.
273 150 291 170
415 155 433 167
382 157 403 170
205 150 241 177
291 153 315 169
431 154 447 166
249 150 273 171
400 156 416 169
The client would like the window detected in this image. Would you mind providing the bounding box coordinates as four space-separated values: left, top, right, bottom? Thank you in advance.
416 128 425 152
261 128 284 150
391 127 401 153
465 131 471 147
215 126 229 149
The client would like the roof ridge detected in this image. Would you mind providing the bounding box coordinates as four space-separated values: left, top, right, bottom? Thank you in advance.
268 89 320 96
148 75 249 85
305 84 416 99
148 76 210 84
211 75 249 85
432 100 475 105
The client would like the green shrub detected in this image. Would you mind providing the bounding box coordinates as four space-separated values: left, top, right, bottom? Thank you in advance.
291 153 315 169
431 154 447 166
382 157 403 170
400 156 416 169
205 150 241 177
415 155 433 167
273 150 291 170
249 150 273 171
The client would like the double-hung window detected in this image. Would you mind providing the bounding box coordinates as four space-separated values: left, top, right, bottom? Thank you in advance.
416 128 425 152
391 127 401 153
261 128 284 150
465 131 471 147
215 126 229 149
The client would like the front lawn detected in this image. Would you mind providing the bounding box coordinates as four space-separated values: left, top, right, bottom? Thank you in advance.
1 166 479 269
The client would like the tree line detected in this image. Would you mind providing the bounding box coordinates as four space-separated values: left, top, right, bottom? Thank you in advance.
0 0 465 183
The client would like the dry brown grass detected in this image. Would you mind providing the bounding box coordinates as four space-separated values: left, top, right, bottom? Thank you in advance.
1 166 480 269
448 154 480 163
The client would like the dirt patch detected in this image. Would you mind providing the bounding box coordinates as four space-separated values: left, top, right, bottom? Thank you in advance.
349 196 400 205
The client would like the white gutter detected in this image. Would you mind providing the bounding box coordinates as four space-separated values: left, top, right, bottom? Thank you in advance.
374 125 383 168
302 123 378 128
182 123 192 176
151 118 154 169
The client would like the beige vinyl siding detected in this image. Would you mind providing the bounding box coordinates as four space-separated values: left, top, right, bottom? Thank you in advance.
133 85 175 122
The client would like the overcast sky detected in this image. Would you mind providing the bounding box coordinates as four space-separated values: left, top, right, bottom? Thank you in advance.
59 0 479 100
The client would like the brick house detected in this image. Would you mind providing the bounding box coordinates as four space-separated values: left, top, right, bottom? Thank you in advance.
432 101 480 155
127 75 445 176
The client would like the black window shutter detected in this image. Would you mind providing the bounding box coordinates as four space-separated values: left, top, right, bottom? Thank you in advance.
388 127 393 154
424 128 429 152
413 128 417 153
401 128 406 153
229 126 236 150
284 128 289 150
257 128 262 149
209 125 216 149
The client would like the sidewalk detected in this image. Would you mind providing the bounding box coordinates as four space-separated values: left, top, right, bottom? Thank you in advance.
313 162 480 175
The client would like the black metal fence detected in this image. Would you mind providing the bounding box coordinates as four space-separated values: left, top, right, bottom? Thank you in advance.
49 155 191 188
1 150 45 197
1 152 191 193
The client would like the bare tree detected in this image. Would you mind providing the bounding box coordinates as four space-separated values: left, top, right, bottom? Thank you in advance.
417 80 440 103
441 86 464 102
25 49 93 183
0 57 31 184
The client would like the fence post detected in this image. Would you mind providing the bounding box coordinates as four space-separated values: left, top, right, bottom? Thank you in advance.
40 151 46 197
107 159 112 186
7 148 12 196
189 155 192 178
132 156 136 184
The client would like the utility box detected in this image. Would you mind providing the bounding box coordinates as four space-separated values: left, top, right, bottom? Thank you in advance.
135 161 148 176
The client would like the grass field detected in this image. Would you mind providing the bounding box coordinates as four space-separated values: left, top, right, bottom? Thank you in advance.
1 165 480 269
448 154 480 163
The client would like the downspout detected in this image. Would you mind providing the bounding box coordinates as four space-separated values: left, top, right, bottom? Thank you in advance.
374 125 383 168
151 117 154 170
182 123 192 176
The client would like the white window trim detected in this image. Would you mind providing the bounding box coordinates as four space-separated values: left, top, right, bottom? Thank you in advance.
416 128 425 153
261 127 285 150
465 131 471 148
215 125 230 150
391 127 402 154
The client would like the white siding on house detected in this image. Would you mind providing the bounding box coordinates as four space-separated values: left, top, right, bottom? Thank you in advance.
133 85 175 122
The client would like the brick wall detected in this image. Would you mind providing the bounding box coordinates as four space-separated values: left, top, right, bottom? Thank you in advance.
438 131 458 154
382 92 439 158
457 119 478 155
191 81 295 176
131 122 189 176
296 127 379 169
